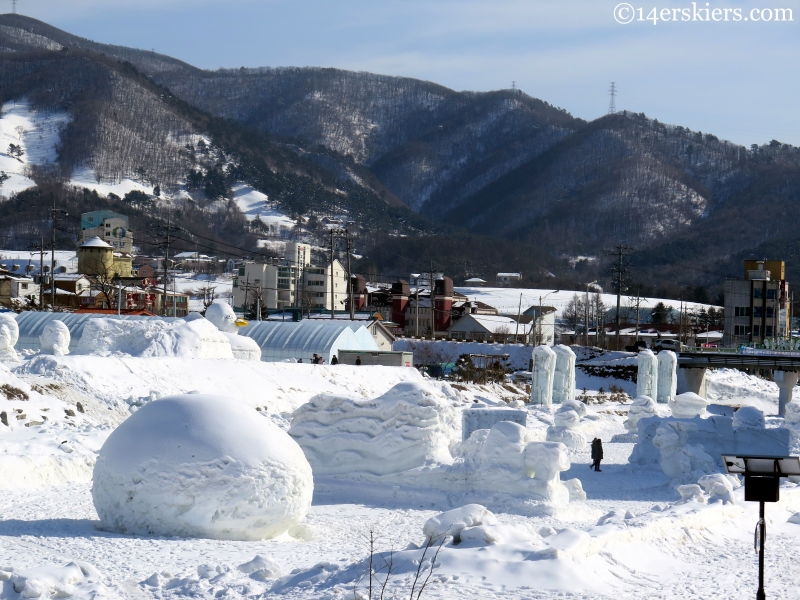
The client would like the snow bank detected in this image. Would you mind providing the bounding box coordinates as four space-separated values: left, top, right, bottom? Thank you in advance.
0 313 20 362
289 381 460 475
75 317 233 359
39 319 70 356
92 393 313 540
0 561 110 600
733 406 765 428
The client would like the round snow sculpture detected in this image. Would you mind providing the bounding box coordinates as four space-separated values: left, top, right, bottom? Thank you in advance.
205 302 238 333
40 320 70 356
92 394 313 540
0 314 19 361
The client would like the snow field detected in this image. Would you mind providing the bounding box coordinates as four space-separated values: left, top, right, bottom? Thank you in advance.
2 346 800 598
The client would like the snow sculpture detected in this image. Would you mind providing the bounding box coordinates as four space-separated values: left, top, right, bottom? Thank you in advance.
561 398 587 418
92 393 313 540
422 504 497 541
530 345 556 406
656 351 677 405
652 421 715 484
462 406 526 442
636 349 658 400
39 320 70 356
204 302 260 360
0 314 19 362
676 484 706 504
697 474 735 504
76 318 233 359
733 406 765 428
205 302 238 333
290 382 460 475
546 405 586 450
551 345 576 404
624 396 658 432
524 440 573 504
669 392 708 419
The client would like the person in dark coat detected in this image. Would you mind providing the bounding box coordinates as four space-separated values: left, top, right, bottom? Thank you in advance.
331 355 339 365
590 438 603 471
355 356 362 366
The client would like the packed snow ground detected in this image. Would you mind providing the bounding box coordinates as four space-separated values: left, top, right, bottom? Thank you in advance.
2 350 800 599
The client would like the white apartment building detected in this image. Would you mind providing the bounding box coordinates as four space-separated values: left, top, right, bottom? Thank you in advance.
80 210 133 254
233 254 348 313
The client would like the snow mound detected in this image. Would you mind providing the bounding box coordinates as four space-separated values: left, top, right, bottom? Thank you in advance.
237 555 282 579
422 504 497 541
733 406 765 428
289 381 460 475
40 319 70 356
92 393 313 540
75 317 233 359
0 313 20 362
0 561 109 600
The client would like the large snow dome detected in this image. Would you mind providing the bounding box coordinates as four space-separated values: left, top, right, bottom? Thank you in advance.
92 394 313 540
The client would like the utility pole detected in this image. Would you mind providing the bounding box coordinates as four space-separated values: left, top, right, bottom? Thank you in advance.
608 245 633 351
28 236 45 309
50 200 68 310
585 280 597 347
515 293 522 341
633 290 643 343
329 230 335 319
158 218 179 316
345 229 354 320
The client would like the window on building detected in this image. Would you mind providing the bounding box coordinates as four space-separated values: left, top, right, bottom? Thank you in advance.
734 306 751 317
734 325 751 336
766 326 774 337
766 307 775 319
753 288 763 299
753 306 762 318
767 289 777 300
753 325 760 337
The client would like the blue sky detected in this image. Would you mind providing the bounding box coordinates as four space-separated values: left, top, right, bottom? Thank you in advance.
18 0 800 146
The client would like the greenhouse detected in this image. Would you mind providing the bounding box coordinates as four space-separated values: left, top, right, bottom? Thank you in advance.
238 319 378 363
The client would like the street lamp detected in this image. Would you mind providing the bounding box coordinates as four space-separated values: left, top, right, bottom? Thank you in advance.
411 273 421 337
723 454 800 600
536 290 559 346
585 280 599 347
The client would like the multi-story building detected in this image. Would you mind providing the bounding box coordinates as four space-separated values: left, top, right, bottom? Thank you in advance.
723 260 789 346
232 248 347 313
80 210 133 254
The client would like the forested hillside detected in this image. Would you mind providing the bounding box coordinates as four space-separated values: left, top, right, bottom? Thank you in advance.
2 14 800 296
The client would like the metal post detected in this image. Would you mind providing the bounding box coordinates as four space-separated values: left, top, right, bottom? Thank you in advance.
758 500 766 600
346 230 354 320
515 293 522 341
39 234 44 309
585 284 590 346
117 279 122 316
416 277 420 337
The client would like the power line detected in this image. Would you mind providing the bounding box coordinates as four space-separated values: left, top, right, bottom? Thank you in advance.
608 244 633 349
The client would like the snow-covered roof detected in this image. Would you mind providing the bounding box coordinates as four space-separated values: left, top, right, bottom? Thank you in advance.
451 313 532 335
464 278 486 283
80 236 113 249
496 273 521 278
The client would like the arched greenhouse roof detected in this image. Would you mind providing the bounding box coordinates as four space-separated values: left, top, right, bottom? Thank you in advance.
239 320 378 362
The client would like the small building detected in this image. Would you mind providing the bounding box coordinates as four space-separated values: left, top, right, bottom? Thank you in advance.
463 277 486 287
77 237 132 278
723 259 789 346
0 269 39 308
81 210 133 254
448 314 532 343
154 290 191 317
496 273 521 287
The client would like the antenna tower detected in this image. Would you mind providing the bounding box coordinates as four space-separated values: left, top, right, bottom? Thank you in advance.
511 81 517 94
11 0 17 14
608 82 617 114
